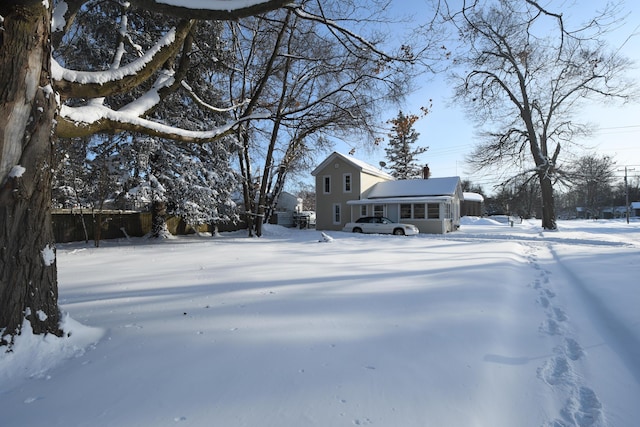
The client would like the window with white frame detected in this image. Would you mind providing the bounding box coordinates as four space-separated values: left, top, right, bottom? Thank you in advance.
400 203 426 219
400 204 412 219
373 204 384 217
343 173 352 193
427 203 440 219
333 203 341 224
360 205 367 217
323 176 331 194
444 203 452 219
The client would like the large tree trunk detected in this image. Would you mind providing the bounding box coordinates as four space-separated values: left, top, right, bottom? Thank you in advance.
150 200 169 238
0 3 63 345
539 173 557 230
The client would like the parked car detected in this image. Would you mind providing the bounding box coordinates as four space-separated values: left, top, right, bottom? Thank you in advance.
342 216 419 236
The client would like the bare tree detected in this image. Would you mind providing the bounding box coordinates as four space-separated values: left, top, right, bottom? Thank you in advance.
221 1 429 236
447 0 635 229
566 154 617 217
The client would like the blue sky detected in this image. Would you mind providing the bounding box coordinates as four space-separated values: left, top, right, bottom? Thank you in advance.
330 0 640 195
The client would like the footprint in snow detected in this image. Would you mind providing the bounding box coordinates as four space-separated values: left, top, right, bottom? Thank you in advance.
564 338 584 361
538 356 572 386
560 386 604 427
540 318 562 336
553 307 568 322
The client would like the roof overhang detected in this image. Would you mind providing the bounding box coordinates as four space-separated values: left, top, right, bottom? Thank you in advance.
347 196 454 205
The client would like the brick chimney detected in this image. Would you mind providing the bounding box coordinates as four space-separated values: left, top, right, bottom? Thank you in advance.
422 165 431 179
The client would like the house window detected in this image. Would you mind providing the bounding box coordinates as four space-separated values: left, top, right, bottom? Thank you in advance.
400 203 426 219
373 204 384 217
360 205 367 217
323 176 331 194
333 203 341 224
343 173 352 193
400 204 412 219
444 203 452 219
427 203 440 219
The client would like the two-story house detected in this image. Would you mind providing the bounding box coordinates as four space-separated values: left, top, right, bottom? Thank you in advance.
312 152 463 234
311 152 394 231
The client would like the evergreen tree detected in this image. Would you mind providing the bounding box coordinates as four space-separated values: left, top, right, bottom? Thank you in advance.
384 111 428 179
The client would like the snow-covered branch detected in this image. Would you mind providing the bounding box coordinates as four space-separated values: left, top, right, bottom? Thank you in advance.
52 20 195 99
127 0 292 20
57 102 271 143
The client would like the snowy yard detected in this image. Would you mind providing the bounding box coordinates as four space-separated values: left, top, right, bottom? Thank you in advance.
1 218 639 427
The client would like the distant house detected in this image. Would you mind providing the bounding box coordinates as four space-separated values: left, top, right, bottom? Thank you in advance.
269 191 316 228
631 202 640 217
311 152 462 234
601 206 628 219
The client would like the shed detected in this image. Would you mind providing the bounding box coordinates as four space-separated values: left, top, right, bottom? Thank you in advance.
462 192 485 217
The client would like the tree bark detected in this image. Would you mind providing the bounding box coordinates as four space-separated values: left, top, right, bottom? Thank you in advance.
539 173 557 230
0 4 62 345
150 200 169 238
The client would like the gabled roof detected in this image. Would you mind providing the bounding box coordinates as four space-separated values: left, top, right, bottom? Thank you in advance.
311 152 393 180
366 177 461 199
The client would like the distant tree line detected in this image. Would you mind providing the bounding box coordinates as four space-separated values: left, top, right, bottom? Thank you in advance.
464 154 640 219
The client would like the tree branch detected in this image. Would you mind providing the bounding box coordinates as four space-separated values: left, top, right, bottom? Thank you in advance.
56 103 270 143
53 20 195 100
128 0 291 20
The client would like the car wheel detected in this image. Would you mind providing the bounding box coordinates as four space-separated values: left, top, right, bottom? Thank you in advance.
393 228 405 235
353 227 363 233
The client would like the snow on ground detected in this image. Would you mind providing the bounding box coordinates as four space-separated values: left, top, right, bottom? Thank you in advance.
1 218 639 427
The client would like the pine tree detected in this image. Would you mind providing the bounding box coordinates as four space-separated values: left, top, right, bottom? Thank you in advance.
384 111 428 179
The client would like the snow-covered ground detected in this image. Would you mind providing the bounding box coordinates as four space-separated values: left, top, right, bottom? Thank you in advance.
2 218 639 427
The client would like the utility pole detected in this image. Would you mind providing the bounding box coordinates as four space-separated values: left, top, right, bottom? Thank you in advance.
622 166 637 224
625 167 630 224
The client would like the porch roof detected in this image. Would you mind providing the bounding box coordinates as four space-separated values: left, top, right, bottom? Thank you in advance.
347 196 454 205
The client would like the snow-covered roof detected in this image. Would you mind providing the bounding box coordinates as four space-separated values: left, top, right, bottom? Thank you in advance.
463 192 484 202
366 177 461 199
347 196 453 205
631 201 640 209
311 152 393 180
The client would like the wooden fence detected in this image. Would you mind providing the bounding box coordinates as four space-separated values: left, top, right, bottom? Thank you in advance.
52 210 245 243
